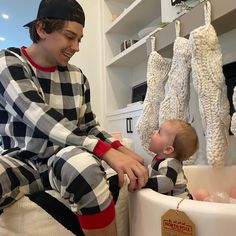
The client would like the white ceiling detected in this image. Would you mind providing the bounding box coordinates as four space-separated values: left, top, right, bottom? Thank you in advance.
0 0 41 48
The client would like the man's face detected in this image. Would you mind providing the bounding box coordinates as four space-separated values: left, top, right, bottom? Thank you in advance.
40 21 84 66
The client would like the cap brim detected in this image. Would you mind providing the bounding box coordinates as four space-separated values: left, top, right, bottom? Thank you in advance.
23 20 34 27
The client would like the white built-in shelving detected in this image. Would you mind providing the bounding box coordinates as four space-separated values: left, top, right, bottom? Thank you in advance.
103 0 162 115
102 0 236 162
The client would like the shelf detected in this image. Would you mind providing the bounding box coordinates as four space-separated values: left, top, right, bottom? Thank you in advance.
107 103 143 117
146 0 236 57
105 0 161 35
106 36 146 67
106 27 162 67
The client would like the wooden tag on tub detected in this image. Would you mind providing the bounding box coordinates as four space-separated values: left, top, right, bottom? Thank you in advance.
161 209 195 236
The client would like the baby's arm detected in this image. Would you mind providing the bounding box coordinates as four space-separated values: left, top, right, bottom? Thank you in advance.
145 174 175 193
144 158 182 193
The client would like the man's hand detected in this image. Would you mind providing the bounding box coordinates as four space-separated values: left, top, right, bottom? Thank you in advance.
102 148 148 192
117 145 144 164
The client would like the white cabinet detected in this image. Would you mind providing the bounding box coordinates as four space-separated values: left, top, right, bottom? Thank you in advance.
106 105 153 165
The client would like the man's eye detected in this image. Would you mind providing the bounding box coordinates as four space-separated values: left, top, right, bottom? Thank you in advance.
66 34 74 39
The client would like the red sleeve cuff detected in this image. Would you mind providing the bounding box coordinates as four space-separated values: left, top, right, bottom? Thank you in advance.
93 140 111 158
77 200 115 229
111 140 123 149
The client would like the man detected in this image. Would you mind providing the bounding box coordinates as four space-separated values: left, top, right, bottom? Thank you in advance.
0 0 148 235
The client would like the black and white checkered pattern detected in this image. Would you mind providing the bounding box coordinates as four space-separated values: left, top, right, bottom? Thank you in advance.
0 47 119 217
48 146 113 215
145 157 192 198
0 47 114 160
0 155 44 209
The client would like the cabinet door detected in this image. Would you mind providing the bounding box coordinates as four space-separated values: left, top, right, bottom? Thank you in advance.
107 113 134 140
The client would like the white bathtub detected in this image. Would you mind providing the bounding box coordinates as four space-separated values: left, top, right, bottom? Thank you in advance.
129 165 236 236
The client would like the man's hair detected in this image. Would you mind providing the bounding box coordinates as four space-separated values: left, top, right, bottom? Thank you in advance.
168 119 199 161
29 19 66 43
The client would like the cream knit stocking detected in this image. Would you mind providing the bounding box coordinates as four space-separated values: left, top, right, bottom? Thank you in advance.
159 21 191 124
136 37 171 151
159 21 198 165
189 1 230 166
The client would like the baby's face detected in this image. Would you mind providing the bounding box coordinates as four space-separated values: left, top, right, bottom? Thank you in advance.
149 121 176 154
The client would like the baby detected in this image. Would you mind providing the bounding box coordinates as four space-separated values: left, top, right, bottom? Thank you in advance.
144 119 199 199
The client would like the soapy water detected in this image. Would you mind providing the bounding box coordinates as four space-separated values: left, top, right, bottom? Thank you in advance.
204 192 236 204
194 186 236 203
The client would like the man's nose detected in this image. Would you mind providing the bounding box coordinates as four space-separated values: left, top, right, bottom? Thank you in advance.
71 41 80 52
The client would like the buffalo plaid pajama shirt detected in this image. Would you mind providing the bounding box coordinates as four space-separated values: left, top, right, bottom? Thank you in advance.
0 47 122 229
145 156 193 199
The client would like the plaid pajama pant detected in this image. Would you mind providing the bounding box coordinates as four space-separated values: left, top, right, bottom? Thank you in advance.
0 155 44 209
0 146 113 216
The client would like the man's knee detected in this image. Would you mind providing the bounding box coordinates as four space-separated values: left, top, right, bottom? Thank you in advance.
49 147 112 212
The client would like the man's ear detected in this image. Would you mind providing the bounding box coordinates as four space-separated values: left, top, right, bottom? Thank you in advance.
163 145 174 155
36 21 47 40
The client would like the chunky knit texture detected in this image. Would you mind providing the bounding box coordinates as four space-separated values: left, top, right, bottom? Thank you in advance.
136 39 171 152
159 22 197 165
230 87 236 135
159 36 191 124
189 2 230 166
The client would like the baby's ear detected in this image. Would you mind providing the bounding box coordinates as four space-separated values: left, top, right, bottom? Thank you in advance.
163 145 174 155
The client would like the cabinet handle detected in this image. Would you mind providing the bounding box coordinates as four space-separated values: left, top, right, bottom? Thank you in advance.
126 118 129 133
129 117 133 133
126 117 133 133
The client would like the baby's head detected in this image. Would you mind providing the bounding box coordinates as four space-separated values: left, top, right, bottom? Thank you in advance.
149 119 199 161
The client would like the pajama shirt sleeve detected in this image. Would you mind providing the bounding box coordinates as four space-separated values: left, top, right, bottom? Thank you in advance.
145 158 182 194
77 74 123 150
0 49 120 158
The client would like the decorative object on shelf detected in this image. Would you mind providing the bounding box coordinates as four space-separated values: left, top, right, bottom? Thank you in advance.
175 0 205 16
162 0 203 22
120 39 138 52
171 0 187 6
136 36 171 152
174 1 193 13
189 1 230 166
112 14 118 21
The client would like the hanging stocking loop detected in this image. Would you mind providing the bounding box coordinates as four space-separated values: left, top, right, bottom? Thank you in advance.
150 36 156 52
175 20 181 38
204 1 211 25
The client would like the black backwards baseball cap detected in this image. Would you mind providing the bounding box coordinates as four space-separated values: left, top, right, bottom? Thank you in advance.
23 0 85 27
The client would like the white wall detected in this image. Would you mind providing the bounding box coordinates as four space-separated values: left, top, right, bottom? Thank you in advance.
70 0 105 126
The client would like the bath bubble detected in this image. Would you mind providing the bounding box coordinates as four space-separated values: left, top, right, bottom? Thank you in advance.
229 185 236 199
205 192 230 203
194 189 210 201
